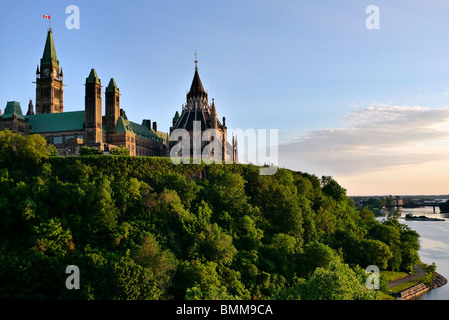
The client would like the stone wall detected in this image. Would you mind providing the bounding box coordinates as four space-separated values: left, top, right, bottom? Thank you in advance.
395 272 447 300
396 283 429 300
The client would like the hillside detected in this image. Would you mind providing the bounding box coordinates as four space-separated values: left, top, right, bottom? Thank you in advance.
0 130 422 300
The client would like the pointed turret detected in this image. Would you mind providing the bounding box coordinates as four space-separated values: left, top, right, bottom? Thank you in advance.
26 100 35 115
187 69 207 99
210 98 217 128
105 78 120 133
106 78 118 92
187 55 207 101
41 29 58 67
172 110 180 127
87 68 101 84
3 101 25 120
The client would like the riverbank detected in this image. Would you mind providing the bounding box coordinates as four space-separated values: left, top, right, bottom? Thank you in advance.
392 272 447 300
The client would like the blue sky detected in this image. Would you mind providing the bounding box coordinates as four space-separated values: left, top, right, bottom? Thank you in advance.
2 0 449 195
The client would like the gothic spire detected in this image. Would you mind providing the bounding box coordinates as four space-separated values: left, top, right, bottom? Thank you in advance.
26 100 35 115
187 52 207 100
41 29 58 67
210 98 217 128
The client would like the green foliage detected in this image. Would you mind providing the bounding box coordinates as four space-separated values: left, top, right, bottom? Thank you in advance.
296 242 341 278
31 218 75 258
296 260 380 300
0 131 424 300
79 146 103 156
440 200 449 213
110 145 130 156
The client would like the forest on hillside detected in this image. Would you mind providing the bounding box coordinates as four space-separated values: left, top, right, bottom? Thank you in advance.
0 130 422 300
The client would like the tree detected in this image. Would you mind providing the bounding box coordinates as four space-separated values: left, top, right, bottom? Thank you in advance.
79 146 103 156
191 223 237 265
399 226 420 271
83 176 119 241
111 256 162 299
357 239 392 269
297 260 379 300
0 130 56 178
236 215 263 251
172 260 222 299
259 182 304 241
0 141 426 300
358 208 378 231
321 176 347 202
264 233 298 277
31 218 75 258
440 200 449 213
132 233 177 294
296 242 341 278
110 145 130 156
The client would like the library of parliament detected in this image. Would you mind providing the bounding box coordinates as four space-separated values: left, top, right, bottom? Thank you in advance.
0 29 237 162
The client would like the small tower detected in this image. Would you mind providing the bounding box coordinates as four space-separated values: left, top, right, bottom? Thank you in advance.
210 98 217 128
172 111 180 127
35 29 64 114
186 51 208 110
26 100 35 115
84 68 103 147
105 78 120 133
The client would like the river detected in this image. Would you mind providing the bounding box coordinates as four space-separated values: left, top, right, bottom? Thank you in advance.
381 207 449 300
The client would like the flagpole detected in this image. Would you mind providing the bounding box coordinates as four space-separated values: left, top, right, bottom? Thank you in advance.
43 14 51 30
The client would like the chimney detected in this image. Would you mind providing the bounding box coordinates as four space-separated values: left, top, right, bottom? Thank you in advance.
143 119 151 130
152 121 157 132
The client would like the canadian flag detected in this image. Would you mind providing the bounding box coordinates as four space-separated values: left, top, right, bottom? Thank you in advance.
43 15 50 19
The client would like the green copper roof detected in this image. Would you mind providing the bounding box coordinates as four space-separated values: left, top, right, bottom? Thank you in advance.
115 116 162 142
129 121 161 141
156 131 168 142
3 101 26 120
42 29 58 66
173 111 180 121
27 111 85 133
106 78 118 92
86 69 100 84
115 116 134 134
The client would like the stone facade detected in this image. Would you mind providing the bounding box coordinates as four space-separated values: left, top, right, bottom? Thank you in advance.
1 28 236 161
169 61 238 162
0 29 168 157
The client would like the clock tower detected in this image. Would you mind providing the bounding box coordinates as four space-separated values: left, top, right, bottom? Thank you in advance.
35 29 64 114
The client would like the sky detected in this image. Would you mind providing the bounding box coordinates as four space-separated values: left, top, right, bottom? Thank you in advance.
2 0 449 196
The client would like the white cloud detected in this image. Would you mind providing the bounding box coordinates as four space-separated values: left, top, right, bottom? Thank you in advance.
444 86 449 97
278 104 449 178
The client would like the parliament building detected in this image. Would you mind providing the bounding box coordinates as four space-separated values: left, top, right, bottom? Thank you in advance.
0 29 237 162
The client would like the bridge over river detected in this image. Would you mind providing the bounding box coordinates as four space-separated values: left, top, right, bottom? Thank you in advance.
384 202 445 213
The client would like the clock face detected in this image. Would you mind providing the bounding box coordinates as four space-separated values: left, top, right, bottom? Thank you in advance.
43 68 50 76
52 69 58 78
